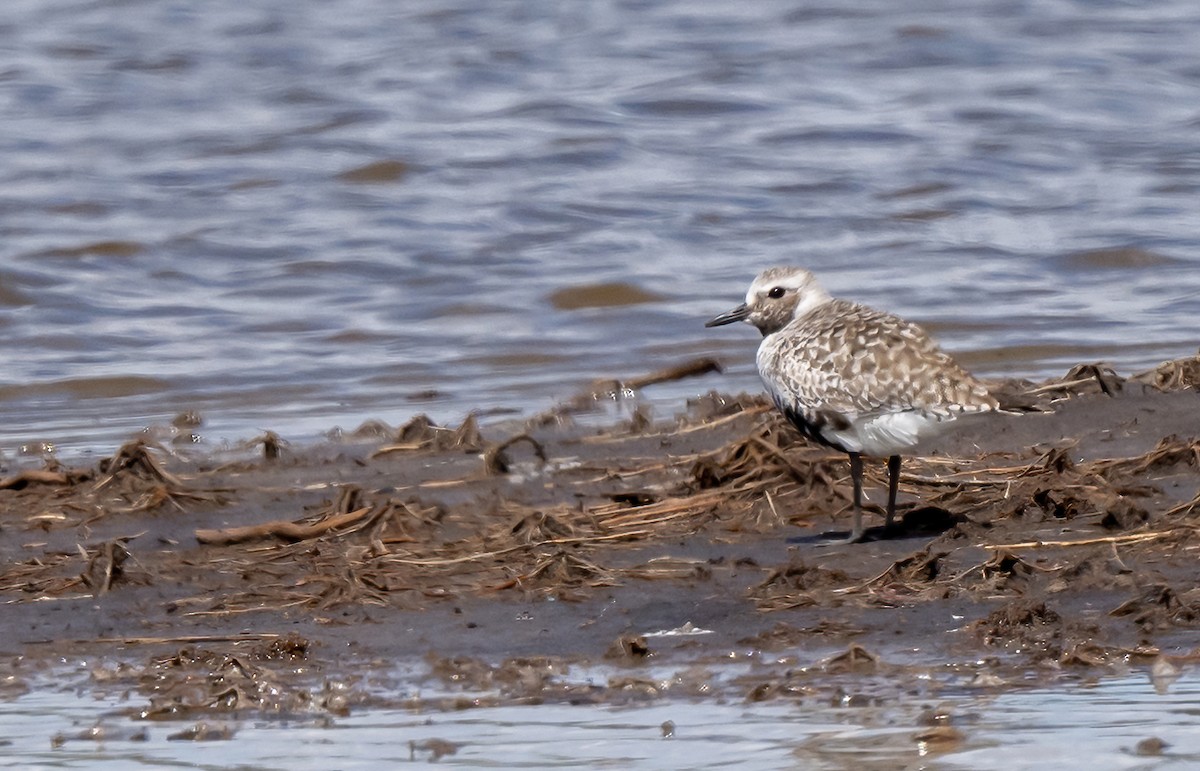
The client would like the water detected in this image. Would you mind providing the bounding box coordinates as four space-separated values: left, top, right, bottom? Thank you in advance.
2 0 1199 455
4 671 1200 769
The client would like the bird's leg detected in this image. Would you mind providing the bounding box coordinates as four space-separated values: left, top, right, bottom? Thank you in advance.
886 454 901 531
817 452 868 545
848 452 864 543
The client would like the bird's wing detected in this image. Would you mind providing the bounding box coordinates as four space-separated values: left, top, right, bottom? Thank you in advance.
758 300 997 424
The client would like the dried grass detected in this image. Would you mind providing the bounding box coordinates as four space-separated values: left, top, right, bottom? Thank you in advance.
4 356 1200 619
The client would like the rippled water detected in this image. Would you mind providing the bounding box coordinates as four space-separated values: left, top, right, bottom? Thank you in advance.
4 670 1200 769
2 0 1199 454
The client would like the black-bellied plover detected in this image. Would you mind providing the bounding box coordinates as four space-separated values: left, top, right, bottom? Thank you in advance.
706 266 1001 543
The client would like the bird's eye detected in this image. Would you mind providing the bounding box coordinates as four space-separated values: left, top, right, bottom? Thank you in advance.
767 286 786 299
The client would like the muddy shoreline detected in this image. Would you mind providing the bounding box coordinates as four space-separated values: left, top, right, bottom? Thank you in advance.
1 355 1199 725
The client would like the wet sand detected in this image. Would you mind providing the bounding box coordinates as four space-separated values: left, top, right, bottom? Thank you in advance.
1 355 1199 726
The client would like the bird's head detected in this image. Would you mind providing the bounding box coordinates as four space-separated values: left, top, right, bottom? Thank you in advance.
705 266 832 336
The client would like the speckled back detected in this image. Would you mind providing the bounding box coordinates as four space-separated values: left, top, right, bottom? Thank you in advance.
757 298 999 422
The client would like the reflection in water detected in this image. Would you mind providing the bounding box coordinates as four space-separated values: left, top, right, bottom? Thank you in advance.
2 671 1199 769
1 0 1199 454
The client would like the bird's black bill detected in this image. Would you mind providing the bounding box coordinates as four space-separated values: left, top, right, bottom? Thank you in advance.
705 303 751 327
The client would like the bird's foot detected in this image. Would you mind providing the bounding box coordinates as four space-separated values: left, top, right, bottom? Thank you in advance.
814 529 867 547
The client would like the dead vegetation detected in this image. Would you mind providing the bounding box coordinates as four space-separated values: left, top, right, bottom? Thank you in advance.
2 355 1200 676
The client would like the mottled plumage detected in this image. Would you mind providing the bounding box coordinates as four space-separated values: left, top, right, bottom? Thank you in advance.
707 266 1002 542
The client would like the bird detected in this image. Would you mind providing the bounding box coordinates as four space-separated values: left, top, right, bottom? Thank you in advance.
706 266 1002 543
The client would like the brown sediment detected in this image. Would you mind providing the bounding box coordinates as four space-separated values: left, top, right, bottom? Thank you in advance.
334 159 410 184
2 354 1200 716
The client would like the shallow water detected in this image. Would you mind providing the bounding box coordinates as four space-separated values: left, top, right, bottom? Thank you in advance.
4 670 1200 769
2 0 1200 455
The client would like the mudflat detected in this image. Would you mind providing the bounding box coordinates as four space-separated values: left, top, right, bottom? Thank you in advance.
1 355 1198 721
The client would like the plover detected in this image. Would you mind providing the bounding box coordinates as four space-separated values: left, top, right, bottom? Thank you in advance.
706 266 1001 543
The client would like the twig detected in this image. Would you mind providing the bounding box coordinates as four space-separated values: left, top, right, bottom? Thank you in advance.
622 357 723 389
0 469 76 490
370 442 428 456
1025 377 1097 395
1164 495 1200 517
51 633 283 646
982 529 1191 550
484 434 547 475
385 530 653 567
672 404 772 435
899 474 1010 487
765 490 781 522
595 492 726 527
194 506 373 545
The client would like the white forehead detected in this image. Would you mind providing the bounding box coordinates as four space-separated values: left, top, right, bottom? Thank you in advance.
745 267 816 302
